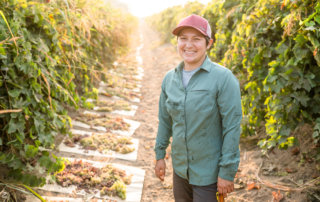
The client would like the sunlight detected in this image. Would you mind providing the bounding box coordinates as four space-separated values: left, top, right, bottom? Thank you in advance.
117 0 212 17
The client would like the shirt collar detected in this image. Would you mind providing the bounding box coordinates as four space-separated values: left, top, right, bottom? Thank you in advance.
175 55 211 73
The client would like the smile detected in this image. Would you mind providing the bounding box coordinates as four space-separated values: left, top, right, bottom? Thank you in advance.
184 50 197 54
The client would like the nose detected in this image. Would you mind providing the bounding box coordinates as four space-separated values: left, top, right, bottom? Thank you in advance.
185 40 193 48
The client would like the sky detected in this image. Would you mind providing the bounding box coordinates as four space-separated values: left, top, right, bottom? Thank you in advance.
117 0 212 17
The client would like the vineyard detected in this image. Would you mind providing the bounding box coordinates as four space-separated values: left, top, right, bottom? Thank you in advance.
0 0 320 201
0 0 140 200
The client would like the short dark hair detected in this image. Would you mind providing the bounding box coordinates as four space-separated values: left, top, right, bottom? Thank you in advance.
205 36 210 46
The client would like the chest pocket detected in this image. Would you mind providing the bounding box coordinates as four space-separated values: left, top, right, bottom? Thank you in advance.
165 100 183 122
187 90 215 114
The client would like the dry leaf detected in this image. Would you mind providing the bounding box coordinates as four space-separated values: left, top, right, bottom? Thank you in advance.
247 182 255 190
285 168 296 173
272 190 284 202
162 183 173 189
144 145 151 149
247 182 261 190
306 156 314 163
291 147 300 155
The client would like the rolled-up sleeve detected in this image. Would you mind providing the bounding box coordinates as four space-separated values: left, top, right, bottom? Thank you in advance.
154 81 172 160
217 71 242 181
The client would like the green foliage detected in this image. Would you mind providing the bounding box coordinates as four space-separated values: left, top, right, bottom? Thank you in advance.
146 1 204 44
150 0 320 151
313 118 320 144
0 0 136 186
203 0 256 62
210 0 320 150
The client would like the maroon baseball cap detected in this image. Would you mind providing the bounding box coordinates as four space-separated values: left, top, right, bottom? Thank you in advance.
172 14 212 38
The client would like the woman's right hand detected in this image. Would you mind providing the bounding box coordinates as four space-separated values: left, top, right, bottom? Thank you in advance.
155 159 166 181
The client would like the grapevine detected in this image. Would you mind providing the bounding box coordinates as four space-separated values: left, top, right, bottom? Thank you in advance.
0 0 136 186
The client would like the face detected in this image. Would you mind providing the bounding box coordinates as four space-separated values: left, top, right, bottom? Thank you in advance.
177 28 212 70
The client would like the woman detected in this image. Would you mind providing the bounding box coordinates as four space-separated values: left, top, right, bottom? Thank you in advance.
154 14 242 202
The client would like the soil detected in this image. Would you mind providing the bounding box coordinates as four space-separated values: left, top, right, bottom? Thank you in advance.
128 20 179 202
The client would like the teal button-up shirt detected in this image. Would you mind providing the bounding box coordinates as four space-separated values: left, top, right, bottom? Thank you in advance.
155 56 242 186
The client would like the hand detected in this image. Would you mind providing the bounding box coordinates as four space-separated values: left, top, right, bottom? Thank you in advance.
154 159 166 181
217 177 234 197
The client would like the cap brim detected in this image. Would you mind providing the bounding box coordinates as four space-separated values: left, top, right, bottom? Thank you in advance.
172 26 208 37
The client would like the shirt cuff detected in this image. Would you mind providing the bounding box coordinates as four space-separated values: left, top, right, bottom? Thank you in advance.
155 149 166 160
218 163 239 181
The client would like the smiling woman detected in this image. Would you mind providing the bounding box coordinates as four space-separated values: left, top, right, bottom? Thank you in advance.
154 14 242 202
117 0 212 17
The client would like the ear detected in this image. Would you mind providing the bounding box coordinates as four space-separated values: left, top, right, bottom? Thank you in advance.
207 39 214 50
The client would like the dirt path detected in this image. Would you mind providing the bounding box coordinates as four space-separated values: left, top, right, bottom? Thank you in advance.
132 20 180 202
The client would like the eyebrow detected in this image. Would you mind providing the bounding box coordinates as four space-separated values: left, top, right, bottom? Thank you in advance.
178 34 203 38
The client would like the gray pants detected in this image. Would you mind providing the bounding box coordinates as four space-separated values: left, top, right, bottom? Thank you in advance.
173 172 218 202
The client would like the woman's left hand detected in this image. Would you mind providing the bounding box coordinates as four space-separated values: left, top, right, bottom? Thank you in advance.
217 177 234 197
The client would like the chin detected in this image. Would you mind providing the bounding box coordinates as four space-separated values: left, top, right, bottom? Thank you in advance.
184 58 197 63
182 55 195 60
